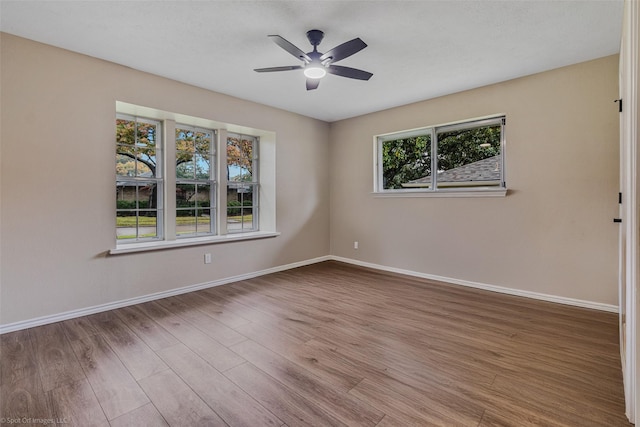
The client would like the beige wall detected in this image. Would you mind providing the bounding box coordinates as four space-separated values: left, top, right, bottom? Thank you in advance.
329 55 620 305
0 33 330 325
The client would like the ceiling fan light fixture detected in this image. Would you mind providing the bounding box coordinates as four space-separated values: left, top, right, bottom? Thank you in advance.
304 65 326 79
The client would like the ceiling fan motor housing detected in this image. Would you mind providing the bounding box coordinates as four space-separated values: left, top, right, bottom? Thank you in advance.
306 29 325 48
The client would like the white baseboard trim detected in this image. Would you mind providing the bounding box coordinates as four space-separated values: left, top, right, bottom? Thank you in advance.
0 253 617 334
330 256 619 313
0 255 332 334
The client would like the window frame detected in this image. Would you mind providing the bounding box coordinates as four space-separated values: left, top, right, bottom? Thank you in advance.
226 133 260 234
116 114 164 242
375 115 506 196
174 124 217 238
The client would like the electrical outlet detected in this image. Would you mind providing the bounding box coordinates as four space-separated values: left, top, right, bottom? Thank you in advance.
354 241 359 250
204 253 212 264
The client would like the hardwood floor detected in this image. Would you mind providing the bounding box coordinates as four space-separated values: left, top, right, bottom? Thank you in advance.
0 261 631 426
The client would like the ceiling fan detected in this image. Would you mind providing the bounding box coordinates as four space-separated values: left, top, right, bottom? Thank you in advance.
254 29 373 90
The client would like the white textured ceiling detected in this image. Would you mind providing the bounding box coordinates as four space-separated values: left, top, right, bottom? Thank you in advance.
0 0 624 122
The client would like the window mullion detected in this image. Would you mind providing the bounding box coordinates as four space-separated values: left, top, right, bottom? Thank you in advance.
500 120 506 187
431 127 437 191
164 119 177 241
253 137 259 184
218 129 229 235
252 137 259 231
375 137 382 191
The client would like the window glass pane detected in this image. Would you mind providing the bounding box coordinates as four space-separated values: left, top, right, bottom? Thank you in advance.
227 185 242 232
136 147 156 177
116 118 156 148
227 206 242 232
137 211 159 238
117 118 159 179
195 153 210 179
116 152 135 177
116 211 158 240
239 183 254 205
176 129 196 152
176 184 212 208
135 122 159 148
116 118 136 146
176 127 196 179
240 208 256 231
116 181 138 239
176 156 195 179
435 124 501 189
176 184 213 236
176 210 213 236
195 131 212 154
140 182 159 209
381 134 432 189
195 184 211 208
196 208 213 234
176 183 194 205
115 212 137 240
227 135 254 182
115 142 161 244
115 182 157 210
176 209 197 235
227 183 257 233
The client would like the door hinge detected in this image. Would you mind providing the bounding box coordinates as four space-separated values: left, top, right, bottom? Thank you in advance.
615 99 623 112
619 192 623 204
614 218 622 223
501 117 506 125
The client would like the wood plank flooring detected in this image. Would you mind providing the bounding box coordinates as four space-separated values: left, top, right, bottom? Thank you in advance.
0 261 631 426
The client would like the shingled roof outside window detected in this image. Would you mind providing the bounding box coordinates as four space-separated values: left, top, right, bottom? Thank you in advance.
402 155 501 188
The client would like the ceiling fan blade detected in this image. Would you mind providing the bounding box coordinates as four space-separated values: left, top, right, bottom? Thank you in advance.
268 35 311 63
254 65 304 72
320 38 367 63
306 79 320 90
327 65 373 81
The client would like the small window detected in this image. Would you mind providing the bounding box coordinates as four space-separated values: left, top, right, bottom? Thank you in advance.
377 116 505 193
227 133 259 233
175 126 217 237
116 115 163 241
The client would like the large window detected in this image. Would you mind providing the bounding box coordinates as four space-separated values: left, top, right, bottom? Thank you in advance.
115 109 267 246
377 116 505 193
227 133 259 233
116 115 163 241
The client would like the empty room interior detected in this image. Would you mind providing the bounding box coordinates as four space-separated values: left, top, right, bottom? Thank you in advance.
1 1 640 426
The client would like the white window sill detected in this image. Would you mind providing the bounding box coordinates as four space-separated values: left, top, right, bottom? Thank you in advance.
372 189 508 198
110 231 280 255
